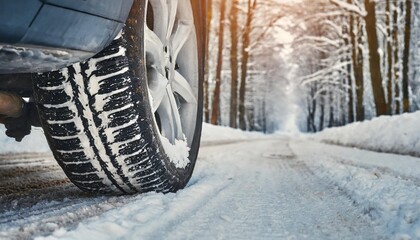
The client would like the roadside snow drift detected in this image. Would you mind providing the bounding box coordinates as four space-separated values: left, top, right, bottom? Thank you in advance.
201 123 264 142
313 111 420 157
290 139 420 239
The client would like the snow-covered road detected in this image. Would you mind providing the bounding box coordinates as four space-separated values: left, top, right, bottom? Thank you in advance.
2 132 418 239
160 138 379 240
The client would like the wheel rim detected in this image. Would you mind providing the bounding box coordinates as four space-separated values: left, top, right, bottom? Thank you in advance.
144 0 199 151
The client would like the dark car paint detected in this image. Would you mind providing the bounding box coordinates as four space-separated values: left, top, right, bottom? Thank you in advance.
0 0 133 73
0 0 206 97
0 1 43 43
42 0 133 22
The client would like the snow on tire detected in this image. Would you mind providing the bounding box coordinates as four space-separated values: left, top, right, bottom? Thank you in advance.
32 0 203 194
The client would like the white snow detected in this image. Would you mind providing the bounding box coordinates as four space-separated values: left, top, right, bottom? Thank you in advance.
201 123 264 142
160 135 190 169
330 0 367 17
290 139 420 239
300 112 420 238
312 111 420 157
0 125 49 153
1 114 419 239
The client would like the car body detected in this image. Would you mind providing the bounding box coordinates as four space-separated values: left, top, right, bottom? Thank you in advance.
0 0 206 95
0 0 133 74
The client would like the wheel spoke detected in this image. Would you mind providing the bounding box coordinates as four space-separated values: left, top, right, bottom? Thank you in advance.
157 95 174 143
148 0 168 42
173 71 197 104
145 27 165 71
166 0 178 42
166 86 183 140
148 68 168 112
171 21 193 62
157 86 183 143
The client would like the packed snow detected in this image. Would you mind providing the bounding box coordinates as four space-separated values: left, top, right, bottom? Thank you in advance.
0 117 419 239
38 137 384 240
160 135 190 169
0 125 49 153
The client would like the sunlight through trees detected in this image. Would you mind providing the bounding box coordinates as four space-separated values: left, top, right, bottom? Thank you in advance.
205 0 420 133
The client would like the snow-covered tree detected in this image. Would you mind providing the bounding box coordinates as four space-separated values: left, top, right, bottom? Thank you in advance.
290 0 420 132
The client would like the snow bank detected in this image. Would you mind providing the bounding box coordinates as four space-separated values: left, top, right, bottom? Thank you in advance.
309 154 420 239
313 111 420 157
0 126 50 153
291 140 420 239
201 123 264 142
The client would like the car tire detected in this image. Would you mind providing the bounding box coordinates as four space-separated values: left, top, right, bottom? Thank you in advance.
32 0 204 194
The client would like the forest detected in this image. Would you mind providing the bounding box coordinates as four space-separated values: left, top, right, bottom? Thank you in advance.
204 0 420 133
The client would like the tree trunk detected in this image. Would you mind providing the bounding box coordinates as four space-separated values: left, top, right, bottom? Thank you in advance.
328 88 334 128
262 99 267 133
347 61 354 123
307 83 317 132
247 107 255 131
238 0 257 130
204 0 213 123
319 96 325 131
386 0 394 115
210 0 226 125
306 98 311 132
393 0 400 114
343 12 354 123
364 0 387 116
351 13 365 121
229 0 239 128
306 80 317 132
402 0 412 113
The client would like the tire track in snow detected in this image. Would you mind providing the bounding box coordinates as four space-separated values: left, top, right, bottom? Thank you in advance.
0 151 235 240
0 138 386 239
0 153 132 239
289 139 420 238
335 157 420 187
159 139 381 240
